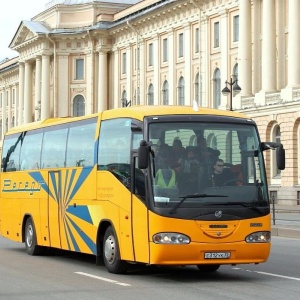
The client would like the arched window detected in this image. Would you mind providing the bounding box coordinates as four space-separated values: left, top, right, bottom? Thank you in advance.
148 84 154 105
232 64 238 82
194 72 199 104
272 125 281 177
213 68 221 108
136 87 140 105
178 76 185 105
121 90 127 107
162 80 169 105
73 95 85 116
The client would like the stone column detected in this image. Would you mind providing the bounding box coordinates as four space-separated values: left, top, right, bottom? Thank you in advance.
113 48 119 108
41 55 50 120
239 0 252 96
287 0 300 87
253 0 261 93
168 30 174 105
18 62 25 125
276 0 286 90
261 0 276 92
34 56 42 121
24 61 32 124
98 50 108 112
220 9 229 109
184 23 191 105
153 35 159 105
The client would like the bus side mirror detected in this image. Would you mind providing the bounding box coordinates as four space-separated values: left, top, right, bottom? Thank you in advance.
277 144 285 170
138 140 150 169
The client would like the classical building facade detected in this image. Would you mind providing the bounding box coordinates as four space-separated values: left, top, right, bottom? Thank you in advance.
0 0 300 203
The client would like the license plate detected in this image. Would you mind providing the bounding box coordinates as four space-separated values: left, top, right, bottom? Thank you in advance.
204 252 231 259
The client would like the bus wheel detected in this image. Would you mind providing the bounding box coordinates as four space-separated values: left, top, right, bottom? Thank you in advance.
197 264 220 272
103 226 128 274
24 217 44 256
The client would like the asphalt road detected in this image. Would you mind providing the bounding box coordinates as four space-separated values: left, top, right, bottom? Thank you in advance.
1 236 300 300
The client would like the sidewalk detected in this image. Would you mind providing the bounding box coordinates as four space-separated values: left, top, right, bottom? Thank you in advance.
271 204 300 239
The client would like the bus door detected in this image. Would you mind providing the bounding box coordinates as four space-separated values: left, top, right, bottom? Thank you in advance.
47 170 62 249
130 155 149 263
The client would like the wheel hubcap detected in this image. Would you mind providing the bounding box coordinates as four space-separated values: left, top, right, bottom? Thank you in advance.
26 224 33 248
104 235 116 264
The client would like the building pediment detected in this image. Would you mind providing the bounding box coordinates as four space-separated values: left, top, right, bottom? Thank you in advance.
9 21 51 51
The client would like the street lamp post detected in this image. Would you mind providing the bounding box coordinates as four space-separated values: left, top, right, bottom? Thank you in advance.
221 77 242 111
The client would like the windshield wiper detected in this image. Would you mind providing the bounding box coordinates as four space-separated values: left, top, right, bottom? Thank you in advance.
169 194 228 215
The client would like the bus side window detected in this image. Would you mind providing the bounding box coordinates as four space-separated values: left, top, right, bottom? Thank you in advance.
98 118 131 189
66 118 97 167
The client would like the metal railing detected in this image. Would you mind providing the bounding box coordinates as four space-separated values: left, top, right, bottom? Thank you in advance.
271 196 300 225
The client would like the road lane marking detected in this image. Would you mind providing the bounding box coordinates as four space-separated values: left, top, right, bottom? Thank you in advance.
75 272 131 286
233 267 300 281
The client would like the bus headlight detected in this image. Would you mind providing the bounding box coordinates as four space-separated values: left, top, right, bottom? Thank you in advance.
153 233 190 244
245 231 271 243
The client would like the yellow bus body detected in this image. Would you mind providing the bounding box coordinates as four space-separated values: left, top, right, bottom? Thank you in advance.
0 106 272 272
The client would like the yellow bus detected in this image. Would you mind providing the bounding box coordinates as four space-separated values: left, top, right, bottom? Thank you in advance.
0 106 285 274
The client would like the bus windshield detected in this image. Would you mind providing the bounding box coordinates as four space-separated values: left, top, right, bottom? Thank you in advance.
148 121 268 213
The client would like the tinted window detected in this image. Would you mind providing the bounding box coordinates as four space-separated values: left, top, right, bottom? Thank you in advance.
1 133 22 172
41 125 68 168
20 129 43 170
66 118 97 167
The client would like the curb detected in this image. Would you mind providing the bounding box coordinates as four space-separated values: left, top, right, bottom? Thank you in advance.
271 227 300 239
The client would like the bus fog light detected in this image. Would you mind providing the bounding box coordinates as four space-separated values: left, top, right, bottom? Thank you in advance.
153 233 190 244
245 231 271 243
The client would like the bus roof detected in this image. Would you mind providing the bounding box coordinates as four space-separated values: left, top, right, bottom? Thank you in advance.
101 105 250 120
5 105 250 135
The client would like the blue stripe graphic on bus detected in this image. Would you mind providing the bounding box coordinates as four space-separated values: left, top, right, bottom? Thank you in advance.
28 172 54 199
68 167 93 200
67 216 96 254
66 206 93 224
28 168 94 252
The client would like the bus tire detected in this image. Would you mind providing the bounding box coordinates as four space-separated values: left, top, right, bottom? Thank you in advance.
103 226 128 274
24 217 44 256
197 264 220 272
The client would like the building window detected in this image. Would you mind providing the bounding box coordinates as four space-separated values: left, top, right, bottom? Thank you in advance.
162 80 169 105
148 84 154 105
0 93 2 108
195 28 199 53
163 38 168 62
73 95 85 116
273 125 281 177
6 91 9 106
122 52 126 74
213 68 221 108
75 58 84 80
233 15 239 42
12 89 15 105
270 191 277 204
135 48 140 70
178 76 185 105
232 64 239 84
149 43 153 66
214 22 220 48
178 33 184 58
195 72 199 104
121 90 127 107
136 87 140 105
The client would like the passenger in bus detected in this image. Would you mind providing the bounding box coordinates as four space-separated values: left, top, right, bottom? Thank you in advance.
155 143 173 169
211 159 229 187
172 138 186 161
196 136 220 164
177 148 200 194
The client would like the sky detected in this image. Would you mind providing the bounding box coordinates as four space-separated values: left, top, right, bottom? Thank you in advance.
0 0 47 61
